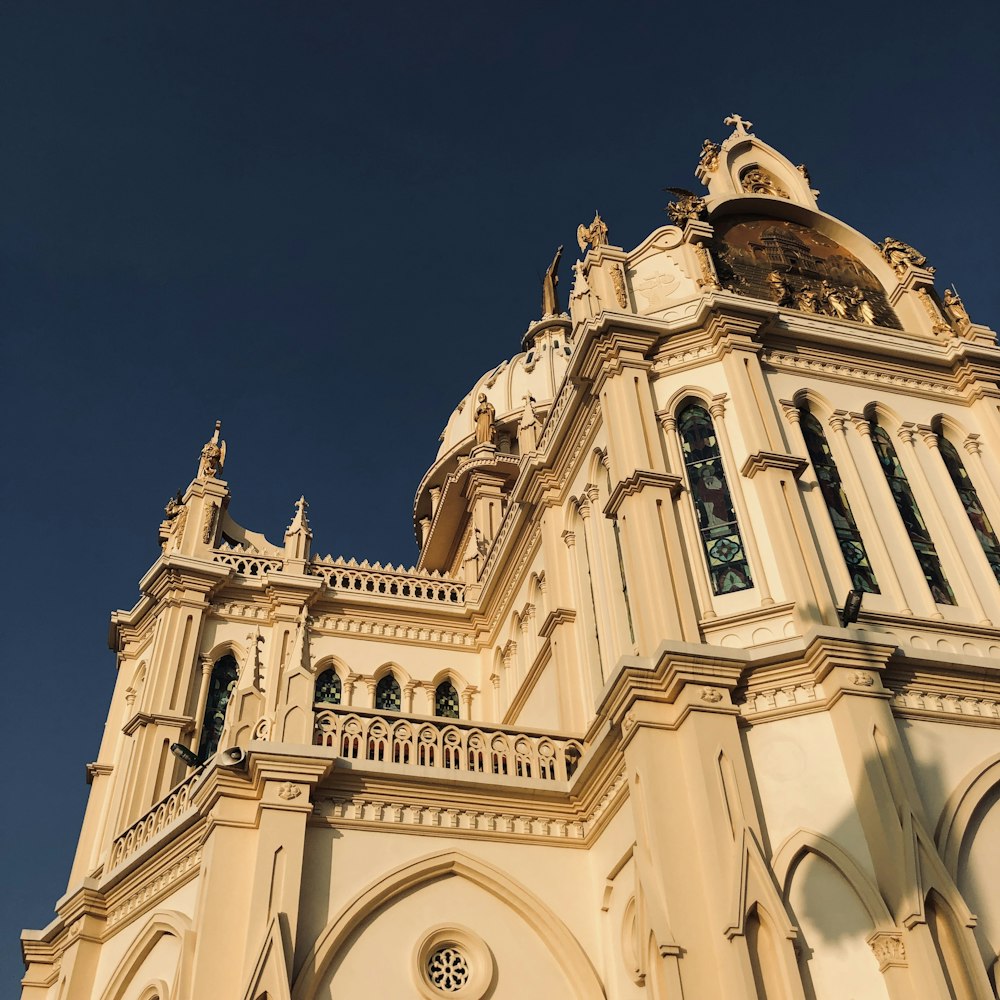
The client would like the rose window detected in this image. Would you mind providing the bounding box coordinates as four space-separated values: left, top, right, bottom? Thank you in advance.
427 946 470 992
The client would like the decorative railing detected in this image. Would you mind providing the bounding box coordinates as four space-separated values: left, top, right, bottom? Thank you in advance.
212 549 284 577
313 706 584 783
109 770 200 870
211 547 465 605
308 560 465 605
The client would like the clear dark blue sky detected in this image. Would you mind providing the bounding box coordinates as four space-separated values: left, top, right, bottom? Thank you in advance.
2 0 996 988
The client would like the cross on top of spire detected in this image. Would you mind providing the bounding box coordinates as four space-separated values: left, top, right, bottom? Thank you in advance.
723 113 753 137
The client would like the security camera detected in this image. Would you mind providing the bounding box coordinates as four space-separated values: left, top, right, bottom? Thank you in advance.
217 746 246 769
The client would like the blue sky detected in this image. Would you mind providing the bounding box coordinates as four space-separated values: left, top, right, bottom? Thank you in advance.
2 0 997 988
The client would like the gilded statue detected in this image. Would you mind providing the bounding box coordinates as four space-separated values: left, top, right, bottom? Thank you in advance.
198 420 227 479
766 271 793 307
541 246 564 317
848 285 876 325
877 237 929 276
474 393 496 447
943 288 970 329
699 139 720 172
793 284 821 313
664 187 706 226
576 212 609 253
822 280 852 321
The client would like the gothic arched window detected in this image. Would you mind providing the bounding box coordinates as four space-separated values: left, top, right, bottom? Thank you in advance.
198 654 239 761
799 408 879 594
434 680 460 719
314 668 342 705
937 434 1000 583
869 417 955 604
375 674 401 711
677 403 753 595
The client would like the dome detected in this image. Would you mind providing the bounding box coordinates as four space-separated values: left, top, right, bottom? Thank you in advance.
434 319 573 460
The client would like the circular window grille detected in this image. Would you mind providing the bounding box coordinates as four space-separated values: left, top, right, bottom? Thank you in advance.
427 946 470 992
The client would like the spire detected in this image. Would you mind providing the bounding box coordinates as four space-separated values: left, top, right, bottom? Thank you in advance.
197 420 227 480
283 496 313 563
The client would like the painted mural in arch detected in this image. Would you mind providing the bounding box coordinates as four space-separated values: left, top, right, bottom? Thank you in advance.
711 216 901 329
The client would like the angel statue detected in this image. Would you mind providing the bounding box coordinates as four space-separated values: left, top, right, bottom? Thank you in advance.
577 212 609 253
877 237 930 276
664 187 706 227
198 420 227 479
541 246 564 317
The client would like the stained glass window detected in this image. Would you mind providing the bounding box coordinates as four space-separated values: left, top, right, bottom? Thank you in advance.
314 668 342 705
869 419 955 604
938 434 1000 583
375 674 401 711
678 403 753 595
434 681 460 719
198 654 239 761
799 409 879 594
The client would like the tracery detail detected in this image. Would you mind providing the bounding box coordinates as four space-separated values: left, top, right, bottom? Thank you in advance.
198 654 239 760
799 409 879 593
678 403 753 594
427 946 470 992
375 674 401 711
869 419 955 604
314 668 342 705
937 434 1000 583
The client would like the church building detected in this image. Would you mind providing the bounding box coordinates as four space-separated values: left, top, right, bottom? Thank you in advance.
19 116 1000 1000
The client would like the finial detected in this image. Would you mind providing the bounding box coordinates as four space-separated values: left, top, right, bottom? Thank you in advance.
576 212 609 253
289 495 311 532
197 420 227 479
284 495 312 561
723 113 753 137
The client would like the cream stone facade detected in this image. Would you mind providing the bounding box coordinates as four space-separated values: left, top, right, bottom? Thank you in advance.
20 117 1000 1000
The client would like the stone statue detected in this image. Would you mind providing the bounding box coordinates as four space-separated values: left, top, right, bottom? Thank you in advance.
164 490 185 520
576 213 609 253
518 394 541 452
943 288 970 329
474 393 496 447
664 187 706 227
699 139 720 173
877 237 929 276
198 420 227 479
541 246 564 317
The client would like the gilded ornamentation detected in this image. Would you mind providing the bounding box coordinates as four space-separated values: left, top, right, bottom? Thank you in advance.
474 393 496 447
699 139 720 172
541 245 563 317
610 263 629 308
664 187 706 226
576 212 609 253
277 781 302 800
197 420 226 479
723 113 753 136
877 237 931 276
695 244 720 289
202 501 219 544
740 166 788 199
701 687 724 703
943 288 970 330
916 288 951 334
712 218 900 329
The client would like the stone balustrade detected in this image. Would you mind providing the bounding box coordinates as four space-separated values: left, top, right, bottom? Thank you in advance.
313 705 585 783
109 770 200 870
